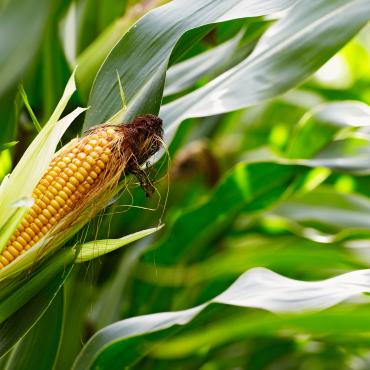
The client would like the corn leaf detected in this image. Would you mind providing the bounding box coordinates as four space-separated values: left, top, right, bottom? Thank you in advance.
161 0 370 140
83 0 296 128
0 0 52 97
74 225 164 263
163 30 243 97
4 290 64 370
72 267 370 370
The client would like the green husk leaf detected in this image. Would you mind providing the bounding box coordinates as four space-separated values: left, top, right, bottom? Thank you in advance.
74 225 163 263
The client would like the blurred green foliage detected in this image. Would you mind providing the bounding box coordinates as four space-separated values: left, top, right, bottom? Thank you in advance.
0 0 370 369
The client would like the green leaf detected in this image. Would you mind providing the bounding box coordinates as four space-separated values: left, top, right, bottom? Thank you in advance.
151 161 300 265
164 30 243 96
272 187 370 243
0 0 52 97
0 250 72 324
161 0 370 140
18 85 41 132
4 289 64 370
73 267 370 370
287 101 370 158
0 257 72 357
84 0 296 128
73 225 164 263
0 142 17 153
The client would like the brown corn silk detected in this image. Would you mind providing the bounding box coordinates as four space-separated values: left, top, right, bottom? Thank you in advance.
0 115 163 269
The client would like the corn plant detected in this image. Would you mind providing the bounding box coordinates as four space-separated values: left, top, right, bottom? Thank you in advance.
0 0 370 369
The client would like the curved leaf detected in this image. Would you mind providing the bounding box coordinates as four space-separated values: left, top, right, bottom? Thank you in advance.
164 30 243 96
161 0 370 140
84 0 296 128
4 289 64 370
73 267 370 370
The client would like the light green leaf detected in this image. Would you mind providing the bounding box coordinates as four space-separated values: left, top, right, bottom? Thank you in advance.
84 0 296 128
74 225 164 263
73 267 370 370
0 0 52 97
287 101 370 158
164 30 243 96
4 289 64 370
161 0 370 140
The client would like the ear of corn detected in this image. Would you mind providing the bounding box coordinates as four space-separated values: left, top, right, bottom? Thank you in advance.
0 115 163 270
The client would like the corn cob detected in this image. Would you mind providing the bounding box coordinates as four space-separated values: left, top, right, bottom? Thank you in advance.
0 114 163 269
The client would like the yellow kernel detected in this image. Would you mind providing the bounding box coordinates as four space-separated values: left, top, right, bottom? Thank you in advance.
38 184 47 192
65 168 74 177
77 152 87 160
94 145 103 154
60 172 69 181
33 204 42 214
39 215 49 225
50 200 60 209
45 174 54 183
47 205 58 215
49 170 58 178
63 187 72 196
62 157 72 164
21 232 32 243
49 186 59 196
34 218 44 229
84 144 93 153
54 195 66 206
54 182 63 191
90 151 99 159
96 160 105 169
0 256 9 266
22 218 30 227
69 176 79 186
17 237 28 247
13 241 24 252
30 223 40 234
40 179 50 187
75 172 85 182
86 176 95 185
41 226 49 234
86 156 96 166
37 199 48 209
25 227 36 238
69 163 78 172
78 167 88 177
8 246 20 257
57 161 67 169
66 182 76 192
45 190 54 199
34 189 43 197
50 217 57 224
81 162 91 171
89 171 98 179
3 251 14 260
42 209 52 218
66 199 74 208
